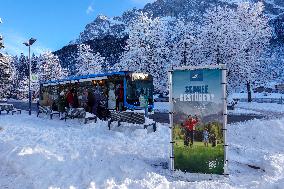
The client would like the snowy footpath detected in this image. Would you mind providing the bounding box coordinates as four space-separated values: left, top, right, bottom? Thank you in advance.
0 113 284 189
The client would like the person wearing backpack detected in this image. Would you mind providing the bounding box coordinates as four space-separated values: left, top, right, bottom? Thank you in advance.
58 91 66 119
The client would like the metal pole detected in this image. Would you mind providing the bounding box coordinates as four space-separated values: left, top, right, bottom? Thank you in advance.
29 45 31 115
222 65 228 176
183 42 187 66
88 59 90 75
168 71 174 172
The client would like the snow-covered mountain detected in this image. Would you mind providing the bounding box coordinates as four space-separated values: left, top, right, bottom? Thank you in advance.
74 0 233 43
55 0 284 83
73 0 284 43
54 35 127 75
74 15 127 44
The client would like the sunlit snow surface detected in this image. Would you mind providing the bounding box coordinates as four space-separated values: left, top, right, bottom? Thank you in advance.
0 112 283 189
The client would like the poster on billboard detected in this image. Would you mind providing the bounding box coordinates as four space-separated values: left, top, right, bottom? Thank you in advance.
31 74 39 83
31 74 39 92
169 65 227 175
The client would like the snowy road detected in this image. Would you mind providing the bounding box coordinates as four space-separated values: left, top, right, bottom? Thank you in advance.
235 102 284 119
5 101 273 124
0 113 284 189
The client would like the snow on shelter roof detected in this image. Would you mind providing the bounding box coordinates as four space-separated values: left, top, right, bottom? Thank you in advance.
41 71 127 85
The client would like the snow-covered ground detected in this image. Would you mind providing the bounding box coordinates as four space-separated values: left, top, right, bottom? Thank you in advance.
230 93 284 100
236 102 284 114
227 108 262 115
154 102 169 113
0 113 284 189
154 101 284 116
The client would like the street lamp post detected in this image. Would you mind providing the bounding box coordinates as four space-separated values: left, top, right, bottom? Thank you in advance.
23 38 36 115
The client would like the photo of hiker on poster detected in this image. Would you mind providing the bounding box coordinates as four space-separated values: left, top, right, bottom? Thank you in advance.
171 66 226 175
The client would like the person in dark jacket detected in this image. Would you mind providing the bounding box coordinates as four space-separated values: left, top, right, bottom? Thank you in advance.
93 85 101 115
116 83 124 111
97 90 110 120
73 90 79 108
87 90 95 113
66 89 74 108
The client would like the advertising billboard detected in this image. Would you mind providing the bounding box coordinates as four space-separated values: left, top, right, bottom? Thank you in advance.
169 65 227 175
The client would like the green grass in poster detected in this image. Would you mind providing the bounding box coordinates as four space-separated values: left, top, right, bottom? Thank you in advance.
174 140 224 174
173 123 224 174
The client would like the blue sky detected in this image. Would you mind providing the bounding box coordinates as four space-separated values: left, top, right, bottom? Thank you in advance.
0 0 154 56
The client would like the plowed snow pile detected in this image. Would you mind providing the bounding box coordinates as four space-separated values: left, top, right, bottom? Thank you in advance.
0 114 283 189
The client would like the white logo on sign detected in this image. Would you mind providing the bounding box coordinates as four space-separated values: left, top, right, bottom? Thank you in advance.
192 74 198 79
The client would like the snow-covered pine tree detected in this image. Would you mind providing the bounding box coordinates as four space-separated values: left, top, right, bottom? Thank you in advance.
31 53 39 73
88 52 104 74
0 53 13 98
119 12 152 72
37 51 65 82
146 17 169 92
9 56 18 98
75 43 105 76
17 76 29 100
18 53 29 80
0 19 17 99
168 19 200 67
103 60 113 73
199 2 272 100
120 13 175 93
75 43 93 75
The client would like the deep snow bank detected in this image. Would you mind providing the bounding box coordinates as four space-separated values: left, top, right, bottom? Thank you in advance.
227 118 284 188
0 114 284 189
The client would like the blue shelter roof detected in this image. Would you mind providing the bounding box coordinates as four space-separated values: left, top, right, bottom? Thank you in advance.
41 71 128 85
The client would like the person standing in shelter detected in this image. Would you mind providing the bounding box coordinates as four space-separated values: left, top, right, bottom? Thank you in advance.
40 89 49 106
87 90 95 113
81 89 88 111
97 89 109 120
66 88 74 108
73 90 79 108
93 84 101 115
184 115 199 147
139 89 149 117
116 83 124 111
58 91 66 119
108 83 116 110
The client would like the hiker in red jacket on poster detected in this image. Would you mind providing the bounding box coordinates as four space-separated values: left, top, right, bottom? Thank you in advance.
183 115 199 147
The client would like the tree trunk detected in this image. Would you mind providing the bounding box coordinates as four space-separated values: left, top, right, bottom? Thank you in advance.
246 81 252 102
